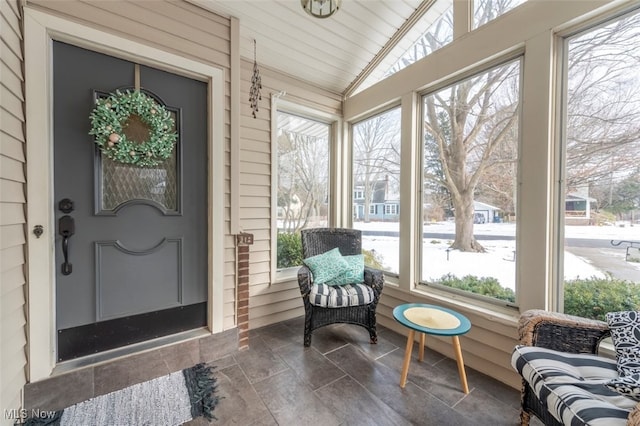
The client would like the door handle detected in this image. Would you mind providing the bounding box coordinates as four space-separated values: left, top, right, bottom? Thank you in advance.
59 215 75 275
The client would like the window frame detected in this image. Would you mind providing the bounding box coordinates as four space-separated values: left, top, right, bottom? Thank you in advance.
472 0 528 30
349 105 403 275
554 5 640 313
415 56 524 308
385 204 398 215
342 1 636 318
270 97 341 283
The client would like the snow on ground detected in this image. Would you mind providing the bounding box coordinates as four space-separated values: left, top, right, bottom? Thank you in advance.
361 235 605 291
354 220 637 291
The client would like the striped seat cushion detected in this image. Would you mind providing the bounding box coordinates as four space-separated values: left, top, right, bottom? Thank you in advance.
309 283 374 308
512 345 636 425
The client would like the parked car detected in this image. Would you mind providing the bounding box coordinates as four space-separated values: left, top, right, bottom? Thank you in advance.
473 213 486 224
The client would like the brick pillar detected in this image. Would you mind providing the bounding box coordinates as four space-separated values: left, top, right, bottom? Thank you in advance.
236 233 253 350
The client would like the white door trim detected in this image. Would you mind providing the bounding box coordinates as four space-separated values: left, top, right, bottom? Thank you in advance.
24 7 225 382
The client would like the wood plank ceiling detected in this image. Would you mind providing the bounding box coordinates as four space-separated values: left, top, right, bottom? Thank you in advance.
194 0 430 96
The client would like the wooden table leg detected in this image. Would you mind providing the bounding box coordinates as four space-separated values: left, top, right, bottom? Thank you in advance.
400 329 415 388
418 332 425 362
452 335 469 394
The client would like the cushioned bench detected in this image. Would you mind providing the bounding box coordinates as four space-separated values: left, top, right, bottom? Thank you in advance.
512 310 640 426
512 344 635 424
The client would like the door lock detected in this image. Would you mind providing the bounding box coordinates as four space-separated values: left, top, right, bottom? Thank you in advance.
58 198 74 214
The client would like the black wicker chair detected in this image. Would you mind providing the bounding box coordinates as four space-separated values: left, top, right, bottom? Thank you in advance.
297 228 384 347
516 309 640 426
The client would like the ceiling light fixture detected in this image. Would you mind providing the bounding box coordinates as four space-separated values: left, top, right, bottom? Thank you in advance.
301 0 342 19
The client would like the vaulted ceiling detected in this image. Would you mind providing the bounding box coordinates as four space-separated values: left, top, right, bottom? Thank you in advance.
195 0 434 96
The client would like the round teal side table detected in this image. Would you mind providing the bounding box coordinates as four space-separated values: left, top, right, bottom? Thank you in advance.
392 303 472 393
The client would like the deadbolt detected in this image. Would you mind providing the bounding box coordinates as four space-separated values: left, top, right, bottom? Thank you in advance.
58 198 74 214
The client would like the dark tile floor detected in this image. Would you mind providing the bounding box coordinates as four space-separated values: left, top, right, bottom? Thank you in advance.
25 316 541 425
188 316 535 426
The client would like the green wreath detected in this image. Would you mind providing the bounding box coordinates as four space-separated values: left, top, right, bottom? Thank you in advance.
89 90 177 167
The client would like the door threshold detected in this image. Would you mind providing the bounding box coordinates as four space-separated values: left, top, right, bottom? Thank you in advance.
52 327 210 376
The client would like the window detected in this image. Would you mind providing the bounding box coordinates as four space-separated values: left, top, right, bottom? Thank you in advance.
385 1 453 77
276 111 330 269
353 0 453 95
560 9 640 320
354 190 364 200
385 204 398 215
352 107 401 274
473 0 527 29
421 59 521 304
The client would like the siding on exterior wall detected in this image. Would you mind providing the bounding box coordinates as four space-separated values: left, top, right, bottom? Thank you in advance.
1 0 27 421
25 0 237 329
239 57 342 329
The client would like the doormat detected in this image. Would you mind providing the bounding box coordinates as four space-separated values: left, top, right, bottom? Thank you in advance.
23 363 219 426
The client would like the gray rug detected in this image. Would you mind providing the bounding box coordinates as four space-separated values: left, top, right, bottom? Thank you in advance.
24 363 219 426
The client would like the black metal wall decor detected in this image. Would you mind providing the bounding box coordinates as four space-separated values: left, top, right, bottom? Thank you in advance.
249 39 262 119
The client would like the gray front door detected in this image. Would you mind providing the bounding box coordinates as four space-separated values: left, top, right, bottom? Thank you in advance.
53 42 208 361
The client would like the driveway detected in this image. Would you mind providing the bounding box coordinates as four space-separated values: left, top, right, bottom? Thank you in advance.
566 246 640 282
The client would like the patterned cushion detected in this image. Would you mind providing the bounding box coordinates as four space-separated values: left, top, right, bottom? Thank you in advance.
605 373 640 400
327 254 364 286
511 345 635 425
606 311 640 376
303 248 349 285
309 283 374 308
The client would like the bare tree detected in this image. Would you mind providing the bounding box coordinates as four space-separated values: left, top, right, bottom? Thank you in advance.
406 0 520 252
386 7 453 76
353 110 401 222
424 62 520 252
474 0 525 28
421 1 640 252
565 11 640 208
278 130 329 232
475 104 519 217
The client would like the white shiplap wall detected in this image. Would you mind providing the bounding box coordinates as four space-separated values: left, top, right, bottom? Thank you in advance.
1 0 28 421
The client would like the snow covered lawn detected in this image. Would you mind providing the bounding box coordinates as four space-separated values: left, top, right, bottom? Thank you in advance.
354 221 639 291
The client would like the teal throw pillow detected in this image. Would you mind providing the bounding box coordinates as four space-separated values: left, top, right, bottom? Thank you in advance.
303 247 349 285
329 254 365 286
